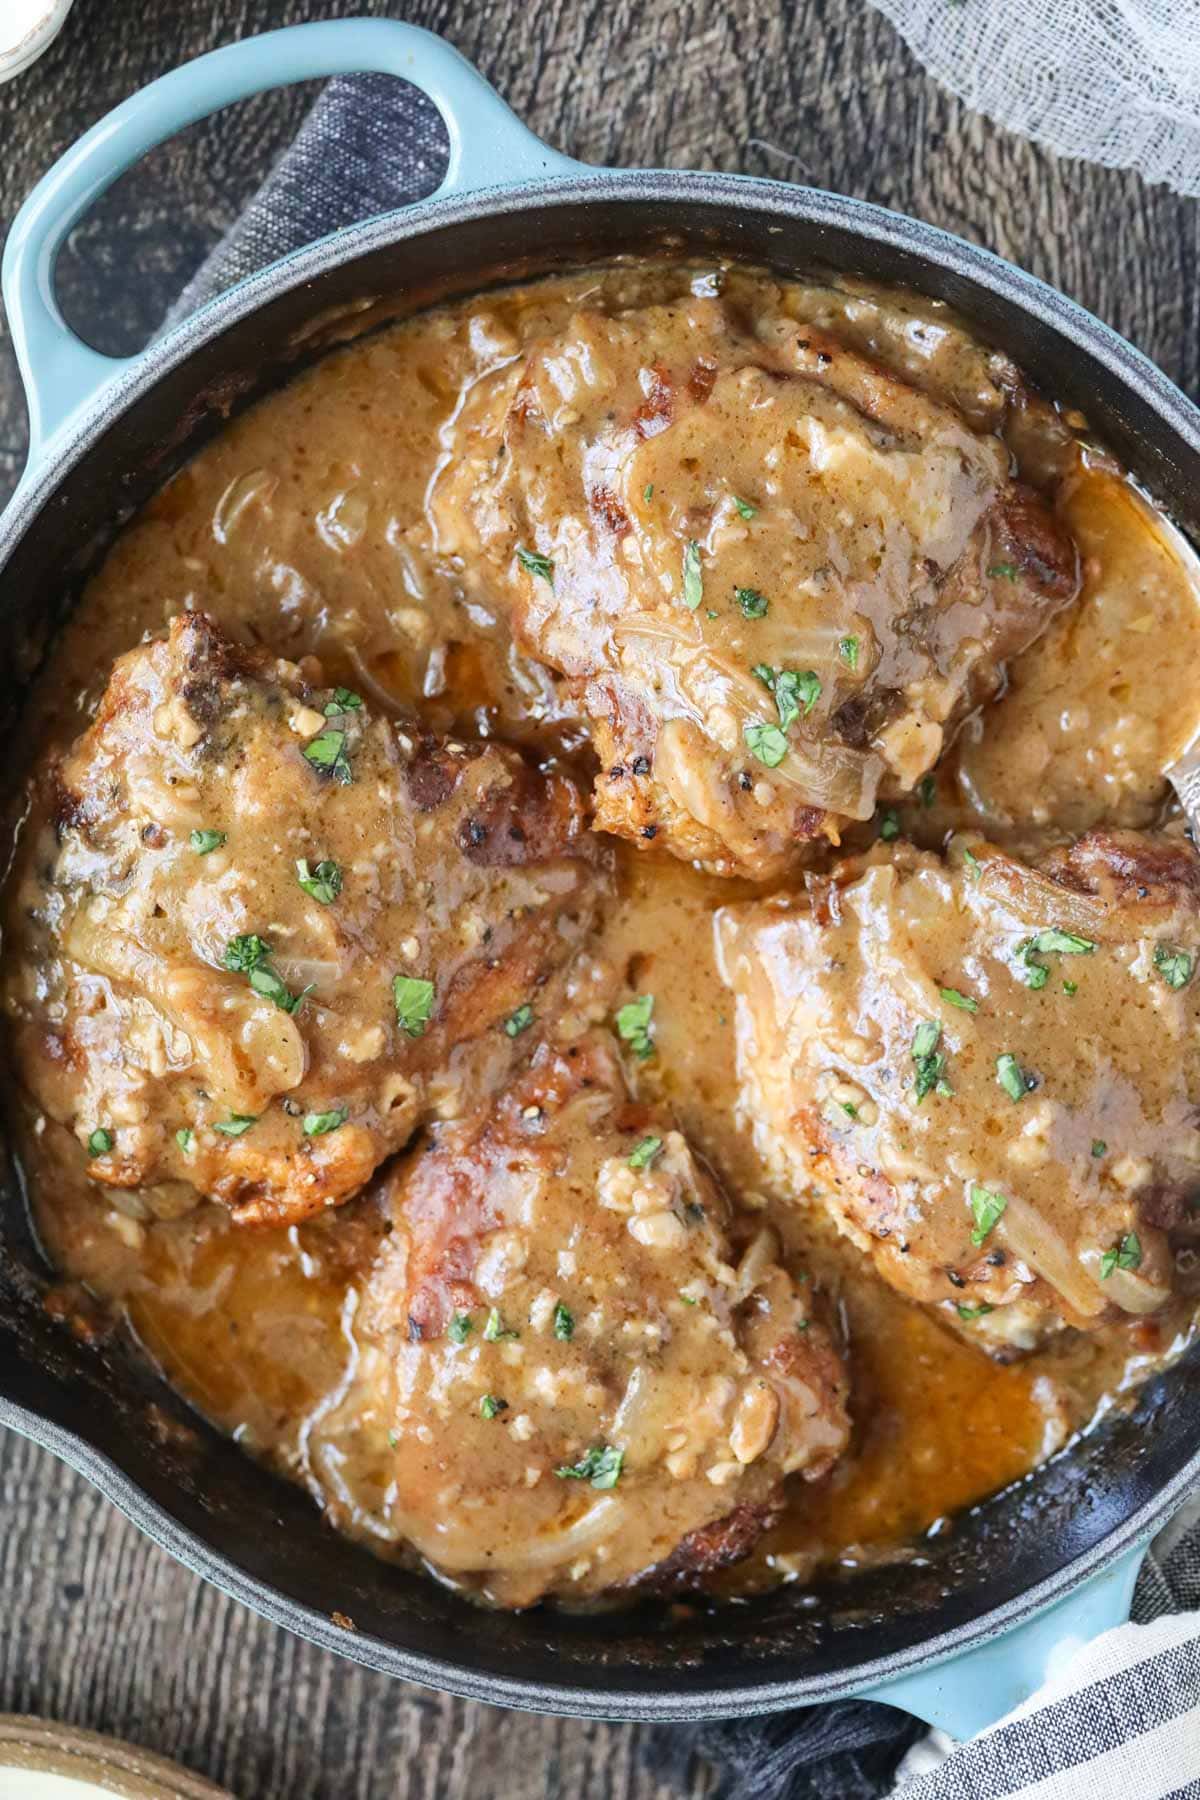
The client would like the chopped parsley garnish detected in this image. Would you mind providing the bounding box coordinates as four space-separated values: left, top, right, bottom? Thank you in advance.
682 540 703 610
480 1394 507 1420
969 1182 1007 1246
1019 928 1096 988
838 635 859 670
553 1303 575 1341
956 1302 994 1321
483 1307 518 1343
996 1053 1029 1103
517 546 554 583
393 975 435 1037
988 562 1018 580
744 721 788 767
504 1004 534 1038
175 1128 195 1156
880 809 901 842
840 1101 858 1120
616 994 655 1061
296 858 342 904
628 1134 663 1171
224 934 271 974
940 987 978 1013
324 687 363 714
190 828 226 854
303 1105 347 1137
303 727 353 785
962 847 982 882
734 586 769 619
448 1313 472 1345
918 774 936 808
1155 944 1194 990
912 1020 952 1102
753 663 820 730
643 483 654 503
1100 1232 1142 1279
733 496 757 520
1092 1140 1107 1158
214 1115 257 1137
1063 979 1078 996
249 964 312 1015
87 1128 112 1156
554 1444 624 1489
679 1291 699 1305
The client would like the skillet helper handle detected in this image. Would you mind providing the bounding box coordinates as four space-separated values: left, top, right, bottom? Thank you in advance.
2 17 579 463
855 1545 1145 1739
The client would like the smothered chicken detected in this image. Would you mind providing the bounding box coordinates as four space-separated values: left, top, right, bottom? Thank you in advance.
310 1032 849 1606
717 831 1200 1352
431 294 1079 879
3 614 604 1225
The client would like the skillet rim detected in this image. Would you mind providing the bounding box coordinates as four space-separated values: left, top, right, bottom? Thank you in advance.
2 164 1199 1718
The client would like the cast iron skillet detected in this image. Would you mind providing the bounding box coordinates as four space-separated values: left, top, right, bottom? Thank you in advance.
1 18 1199 1733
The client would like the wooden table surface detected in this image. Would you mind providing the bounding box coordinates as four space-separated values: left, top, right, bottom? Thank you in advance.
1 1 1197 1795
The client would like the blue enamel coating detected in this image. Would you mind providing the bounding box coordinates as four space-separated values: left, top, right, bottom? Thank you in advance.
858 1545 1145 1736
0 19 1159 1734
1 17 581 461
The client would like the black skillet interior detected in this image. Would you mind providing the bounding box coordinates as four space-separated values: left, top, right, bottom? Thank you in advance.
2 182 1200 1713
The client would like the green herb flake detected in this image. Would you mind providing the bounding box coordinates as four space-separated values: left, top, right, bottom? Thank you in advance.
752 663 820 731
643 484 654 503
324 686 363 715
735 585 769 619
504 1003 534 1039
175 1128 195 1156
303 1105 348 1137
940 987 978 1013
1100 1232 1142 1280
1092 1140 1107 1158
682 540 704 610
554 1443 624 1489
1063 979 1079 996
840 1101 858 1120
911 1020 952 1102
249 964 312 1015
880 809 901 842
838 635 859 671
996 1053 1028 1104
387 1430 399 1448
744 721 789 768
969 1182 1007 1246
956 1302 995 1321
616 994 655 1061
733 496 757 520
448 1313 472 1346
296 858 342 904
303 727 353 785
679 1290 699 1305
214 1114 257 1138
962 847 982 882
224 934 271 974
480 1393 508 1420
988 562 1019 580
483 1307 518 1343
393 975 436 1038
87 1128 113 1157
918 774 936 808
628 1133 663 1171
1030 928 1097 957
190 828 226 855
1155 944 1194 990
516 546 554 583
553 1303 575 1341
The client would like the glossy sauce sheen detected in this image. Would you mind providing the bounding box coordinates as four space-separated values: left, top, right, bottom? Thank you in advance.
10 261 1200 1597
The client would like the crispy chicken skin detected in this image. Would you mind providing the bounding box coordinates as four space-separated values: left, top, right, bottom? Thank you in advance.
716 830 1200 1353
311 1032 849 1606
3 614 604 1225
431 296 1079 878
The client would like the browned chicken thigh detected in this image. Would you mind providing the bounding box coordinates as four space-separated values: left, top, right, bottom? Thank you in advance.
716 831 1200 1352
431 294 1079 878
310 1031 849 1606
3 613 604 1225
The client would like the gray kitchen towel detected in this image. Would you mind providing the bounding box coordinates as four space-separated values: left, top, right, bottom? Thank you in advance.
168 65 1200 1800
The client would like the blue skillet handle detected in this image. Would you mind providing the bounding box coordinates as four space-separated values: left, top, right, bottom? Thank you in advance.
2 18 580 464
856 1545 1145 1740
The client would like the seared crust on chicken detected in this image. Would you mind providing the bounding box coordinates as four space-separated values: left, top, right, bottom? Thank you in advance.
313 1032 849 1606
431 298 1078 878
716 830 1200 1353
3 613 604 1225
